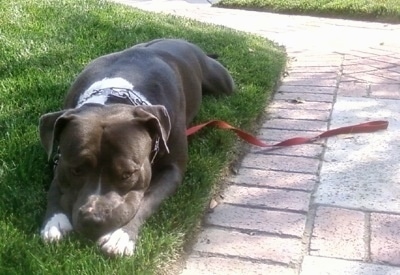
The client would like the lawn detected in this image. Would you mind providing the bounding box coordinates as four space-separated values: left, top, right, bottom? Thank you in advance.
215 0 400 22
0 0 286 274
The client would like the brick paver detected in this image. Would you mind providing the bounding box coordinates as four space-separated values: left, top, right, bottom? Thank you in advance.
192 228 303 265
269 100 333 111
251 143 324 159
109 0 400 273
241 153 320 174
277 85 337 94
370 213 400 265
221 184 311 212
370 84 400 99
274 91 334 102
310 207 366 260
207 204 306 236
261 118 328 131
230 168 317 191
338 80 369 97
182 255 298 275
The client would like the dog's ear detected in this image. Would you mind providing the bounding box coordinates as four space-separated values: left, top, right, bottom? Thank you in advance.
39 110 75 160
132 105 171 154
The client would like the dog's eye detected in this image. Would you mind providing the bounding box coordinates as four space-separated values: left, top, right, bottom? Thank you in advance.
121 172 133 180
120 168 139 181
71 166 84 176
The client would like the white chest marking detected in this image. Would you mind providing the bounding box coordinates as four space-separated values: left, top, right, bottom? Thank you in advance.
77 77 149 107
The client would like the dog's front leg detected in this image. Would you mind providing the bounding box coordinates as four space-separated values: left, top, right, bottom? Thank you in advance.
98 163 183 257
40 179 73 242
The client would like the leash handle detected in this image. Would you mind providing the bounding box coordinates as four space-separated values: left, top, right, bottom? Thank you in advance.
186 120 389 147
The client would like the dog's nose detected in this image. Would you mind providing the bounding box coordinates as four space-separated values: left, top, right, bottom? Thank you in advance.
78 205 106 226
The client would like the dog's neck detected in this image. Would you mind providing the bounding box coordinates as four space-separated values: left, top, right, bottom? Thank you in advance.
76 77 151 108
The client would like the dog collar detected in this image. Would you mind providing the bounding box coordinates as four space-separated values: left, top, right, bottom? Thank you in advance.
76 87 151 108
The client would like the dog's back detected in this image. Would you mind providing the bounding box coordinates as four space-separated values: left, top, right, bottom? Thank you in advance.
64 39 234 126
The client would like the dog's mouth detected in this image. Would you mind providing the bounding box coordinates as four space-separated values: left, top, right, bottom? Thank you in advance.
74 210 114 240
72 191 144 240
75 223 112 240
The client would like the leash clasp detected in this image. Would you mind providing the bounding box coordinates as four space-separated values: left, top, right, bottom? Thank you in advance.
150 136 160 164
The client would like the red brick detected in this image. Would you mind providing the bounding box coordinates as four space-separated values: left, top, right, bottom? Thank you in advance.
230 168 317 191
346 50 375 58
342 64 376 74
267 108 330 121
288 66 339 73
281 78 337 87
262 118 328 132
370 70 400 82
256 128 318 140
182 255 297 275
338 81 369 97
255 127 319 140
241 154 320 174
389 66 400 73
370 84 400 99
251 141 324 159
283 72 337 79
222 184 311 212
193 228 303 265
343 58 393 69
310 207 366 260
274 92 334 102
351 72 398 84
207 204 306 236
269 100 333 111
370 55 400 65
291 57 342 67
370 213 400 265
277 84 336 94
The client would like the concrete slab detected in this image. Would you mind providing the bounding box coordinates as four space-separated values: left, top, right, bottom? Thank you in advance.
301 256 400 275
315 97 400 212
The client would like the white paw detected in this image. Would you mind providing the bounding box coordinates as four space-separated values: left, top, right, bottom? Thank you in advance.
98 229 135 257
41 213 73 242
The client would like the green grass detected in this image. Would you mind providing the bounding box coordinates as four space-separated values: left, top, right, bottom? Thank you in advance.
0 0 286 273
215 0 400 22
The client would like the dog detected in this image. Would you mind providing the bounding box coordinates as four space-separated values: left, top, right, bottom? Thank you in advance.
38 38 234 257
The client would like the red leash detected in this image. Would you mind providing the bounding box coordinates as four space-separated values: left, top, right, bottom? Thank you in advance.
186 120 389 147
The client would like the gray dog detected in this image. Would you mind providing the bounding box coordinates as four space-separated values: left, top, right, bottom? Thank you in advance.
38 39 234 257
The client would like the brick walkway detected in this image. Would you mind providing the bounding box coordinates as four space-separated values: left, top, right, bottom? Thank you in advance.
111 1 400 274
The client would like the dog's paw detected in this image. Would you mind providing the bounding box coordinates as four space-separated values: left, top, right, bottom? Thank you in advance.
98 229 135 257
41 213 73 242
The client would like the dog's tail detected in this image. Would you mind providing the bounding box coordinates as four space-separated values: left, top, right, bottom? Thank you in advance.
207 53 219 59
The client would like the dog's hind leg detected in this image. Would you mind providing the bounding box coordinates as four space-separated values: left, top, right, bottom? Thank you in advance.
201 57 235 96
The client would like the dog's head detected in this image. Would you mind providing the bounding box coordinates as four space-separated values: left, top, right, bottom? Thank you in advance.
39 104 170 239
